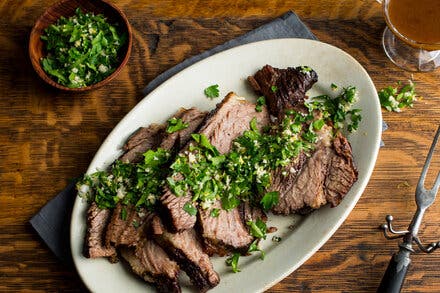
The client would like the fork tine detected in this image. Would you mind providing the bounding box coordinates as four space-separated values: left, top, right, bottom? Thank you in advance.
418 126 440 191
433 172 440 193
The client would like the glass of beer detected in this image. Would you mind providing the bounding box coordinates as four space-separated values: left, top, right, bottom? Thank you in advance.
380 0 440 72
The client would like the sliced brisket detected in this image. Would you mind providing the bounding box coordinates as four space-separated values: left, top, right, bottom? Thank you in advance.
249 65 357 214
120 232 181 293
161 92 270 232
160 107 208 151
151 215 220 292
271 125 358 214
120 123 165 163
105 203 149 248
83 202 118 262
248 64 318 118
198 202 254 256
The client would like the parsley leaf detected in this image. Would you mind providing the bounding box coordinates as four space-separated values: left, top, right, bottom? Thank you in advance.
247 219 267 239
225 252 241 273
166 117 189 133
183 201 197 216
271 85 278 93
255 96 266 112
260 191 279 211
378 81 417 112
120 206 127 220
248 239 265 260
210 208 220 217
204 84 220 99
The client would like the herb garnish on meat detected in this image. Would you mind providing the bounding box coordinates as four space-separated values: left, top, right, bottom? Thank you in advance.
166 117 189 133
40 8 127 88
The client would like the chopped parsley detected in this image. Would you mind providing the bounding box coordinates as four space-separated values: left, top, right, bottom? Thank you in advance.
40 8 127 88
247 219 267 239
77 148 171 210
120 206 127 220
210 208 220 217
271 85 278 92
378 81 417 112
331 83 338 90
255 96 266 112
204 84 220 99
309 85 362 132
183 202 197 216
166 117 189 133
132 220 140 228
225 252 241 273
248 239 265 260
260 191 279 211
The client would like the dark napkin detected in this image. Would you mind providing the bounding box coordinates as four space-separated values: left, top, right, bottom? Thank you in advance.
30 11 386 262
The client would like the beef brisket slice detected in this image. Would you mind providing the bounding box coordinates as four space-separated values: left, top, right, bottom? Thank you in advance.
271 126 357 214
198 202 254 256
248 64 318 117
161 92 270 232
151 215 220 292
105 203 149 248
120 237 181 293
324 132 358 207
160 107 208 151
83 202 117 261
120 123 165 163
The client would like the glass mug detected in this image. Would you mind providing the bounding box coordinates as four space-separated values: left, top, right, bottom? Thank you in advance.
378 0 440 72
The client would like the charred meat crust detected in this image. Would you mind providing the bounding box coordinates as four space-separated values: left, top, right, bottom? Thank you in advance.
151 215 220 292
248 64 318 118
120 235 181 293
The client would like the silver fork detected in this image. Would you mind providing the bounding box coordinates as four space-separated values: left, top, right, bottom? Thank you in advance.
378 126 440 293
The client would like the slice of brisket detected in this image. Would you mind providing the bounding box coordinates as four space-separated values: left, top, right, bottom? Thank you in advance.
151 215 220 292
248 64 318 118
198 202 254 256
83 202 118 262
120 123 165 163
161 92 270 232
120 226 181 293
271 125 358 214
160 107 208 151
105 203 149 248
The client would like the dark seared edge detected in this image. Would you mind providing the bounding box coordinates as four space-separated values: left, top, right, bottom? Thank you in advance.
248 65 318 118
151 215 220 291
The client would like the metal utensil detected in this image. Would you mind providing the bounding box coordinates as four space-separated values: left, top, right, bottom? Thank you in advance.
378 126 440 293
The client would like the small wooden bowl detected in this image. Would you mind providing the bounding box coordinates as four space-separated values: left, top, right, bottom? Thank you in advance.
29 0 132 92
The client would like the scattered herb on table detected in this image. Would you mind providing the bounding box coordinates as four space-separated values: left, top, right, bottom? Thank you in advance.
204 84 220 99
166 117 189 133
378 81 417 112
40 8 127 88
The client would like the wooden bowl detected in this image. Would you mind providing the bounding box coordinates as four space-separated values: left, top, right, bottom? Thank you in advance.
29 0 132 92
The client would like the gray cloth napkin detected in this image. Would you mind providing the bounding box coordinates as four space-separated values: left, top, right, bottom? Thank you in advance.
30 11 387 263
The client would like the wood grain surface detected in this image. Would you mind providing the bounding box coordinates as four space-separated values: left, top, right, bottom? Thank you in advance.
1 0 439 292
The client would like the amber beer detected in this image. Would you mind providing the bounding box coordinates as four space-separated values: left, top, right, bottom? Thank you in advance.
385 0 440 50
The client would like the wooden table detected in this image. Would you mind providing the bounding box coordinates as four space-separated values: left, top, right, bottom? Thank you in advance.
1 0 439 292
